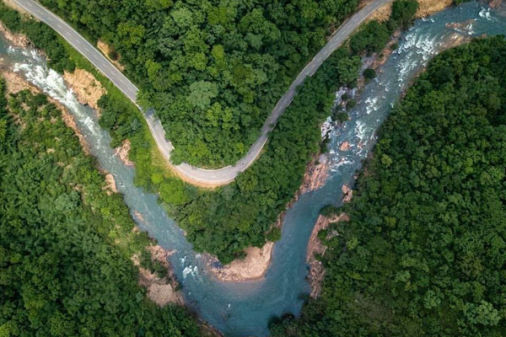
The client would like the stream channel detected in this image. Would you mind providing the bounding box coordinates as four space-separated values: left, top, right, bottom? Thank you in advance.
0 2 504 336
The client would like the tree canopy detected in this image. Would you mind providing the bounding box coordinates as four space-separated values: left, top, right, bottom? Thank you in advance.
270 36 506 337
0 81 202 337
40 0 360 167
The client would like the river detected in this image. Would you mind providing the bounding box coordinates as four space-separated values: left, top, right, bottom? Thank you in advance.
0 2 504 336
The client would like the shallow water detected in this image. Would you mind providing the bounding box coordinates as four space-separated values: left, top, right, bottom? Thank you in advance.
0 2 504 336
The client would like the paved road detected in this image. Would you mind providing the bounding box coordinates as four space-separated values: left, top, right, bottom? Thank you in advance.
14 0 393 186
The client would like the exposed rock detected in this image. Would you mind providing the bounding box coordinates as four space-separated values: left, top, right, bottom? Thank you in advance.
115 139 135 166
300 155 330 194
342 184 353 203
133 210 145 223
206 242 274 282
446 19 476 32
0 22 29 48
489 0 503 9
339 141 351 152
63 68 106 115
132 245 183 306
103 173 117 195
147 244 176 269
307 213 349 298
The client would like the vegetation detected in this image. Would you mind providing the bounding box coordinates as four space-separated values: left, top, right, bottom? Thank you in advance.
363 68 377 81
0 4 75 73
350 0 418 55
0 80 203 336
270 37 506 337
39 0 361 167
1 1 416 262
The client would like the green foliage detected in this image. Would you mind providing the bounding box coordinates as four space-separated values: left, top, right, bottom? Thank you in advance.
0 3 75 73
0 82 200 336
172 47 361 262
319 205 340 217
39 0 360 167
0 1 387 262
363 68 377 81
98 94 141 148
140 250 168 279
350 20 391 55
270 37 506 337
266 227 282 242
388 0 419 30
333 111 349 123
350 0 417 55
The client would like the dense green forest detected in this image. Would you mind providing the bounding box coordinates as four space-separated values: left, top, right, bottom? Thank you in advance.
0 81 203 336
0 0 421 262
270 36 506 336
39 0 363 167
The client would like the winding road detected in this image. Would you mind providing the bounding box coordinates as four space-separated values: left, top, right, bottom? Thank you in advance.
13 0 393 187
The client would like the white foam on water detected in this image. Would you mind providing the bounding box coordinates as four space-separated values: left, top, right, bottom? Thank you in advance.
365 96 379 115
479 7 494 21
320 116 333 138
183 265 199 279
12 60 102 140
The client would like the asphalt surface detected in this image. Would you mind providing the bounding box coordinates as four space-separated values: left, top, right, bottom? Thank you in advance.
14 0 393 186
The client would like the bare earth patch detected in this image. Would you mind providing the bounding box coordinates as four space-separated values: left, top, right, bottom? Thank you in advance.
97 40 125 71
368 0 453 23
416 0 453 18
206 242 274 282
0 22 29 48
63 68 106 115
2 0 31 17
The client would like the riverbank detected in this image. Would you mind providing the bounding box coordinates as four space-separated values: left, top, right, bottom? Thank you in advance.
205 242 274 282
303 3 481 298
368 0 454 22
307 212 350 298
0 65 185 307
132 245 184 306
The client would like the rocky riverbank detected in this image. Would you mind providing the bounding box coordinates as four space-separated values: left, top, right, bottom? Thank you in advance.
0 21 29 48
132 245 184 306
307 213 350 298
63 68 106 115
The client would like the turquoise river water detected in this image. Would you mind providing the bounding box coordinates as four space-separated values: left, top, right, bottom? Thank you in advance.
0 2 504 336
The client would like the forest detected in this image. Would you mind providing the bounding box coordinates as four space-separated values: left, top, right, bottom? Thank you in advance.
0 0 424 262
0 80 204 336
270 36 506 336
39 0 362 167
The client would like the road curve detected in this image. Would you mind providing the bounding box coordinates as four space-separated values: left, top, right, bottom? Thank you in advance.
13 0 393 187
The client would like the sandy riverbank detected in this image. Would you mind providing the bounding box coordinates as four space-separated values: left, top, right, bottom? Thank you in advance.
206 242 274 282
368 0 454 23
0 21 29 48
63 68 106 115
